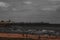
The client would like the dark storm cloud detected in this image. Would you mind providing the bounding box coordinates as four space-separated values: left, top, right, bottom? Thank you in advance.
0 0 60 23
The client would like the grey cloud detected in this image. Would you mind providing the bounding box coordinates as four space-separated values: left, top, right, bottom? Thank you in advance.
0 0 60 24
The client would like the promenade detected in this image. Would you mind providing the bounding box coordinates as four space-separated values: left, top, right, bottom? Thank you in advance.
0 33 60 40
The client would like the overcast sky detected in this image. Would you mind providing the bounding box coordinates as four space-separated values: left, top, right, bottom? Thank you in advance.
0 0 60 23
